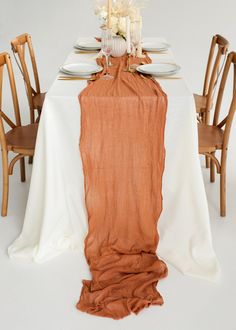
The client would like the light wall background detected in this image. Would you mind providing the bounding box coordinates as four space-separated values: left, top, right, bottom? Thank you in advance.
1 0 236 114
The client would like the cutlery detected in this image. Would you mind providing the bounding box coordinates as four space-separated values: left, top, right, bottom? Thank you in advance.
139 74 156 83
74 50 99 54
139 73 181 81
58 76 97 81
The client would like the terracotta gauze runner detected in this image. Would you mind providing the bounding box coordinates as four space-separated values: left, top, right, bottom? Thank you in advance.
77 55 168 319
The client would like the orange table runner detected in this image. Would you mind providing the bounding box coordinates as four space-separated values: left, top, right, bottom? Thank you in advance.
77 55 168 319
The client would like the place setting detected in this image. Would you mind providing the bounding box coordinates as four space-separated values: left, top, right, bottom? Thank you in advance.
74 38 102 54
58 62 103 80
59 6 180 83
59 35 180 82
142 40 171 53
136 62 181 80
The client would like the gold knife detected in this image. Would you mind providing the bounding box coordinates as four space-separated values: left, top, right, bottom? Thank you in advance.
58 76 96 81
74 51 99 54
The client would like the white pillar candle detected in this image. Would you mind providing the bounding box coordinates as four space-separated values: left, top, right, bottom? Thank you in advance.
137 15 144 58
126 16 131 54
108 0 112 29
136 8 140 21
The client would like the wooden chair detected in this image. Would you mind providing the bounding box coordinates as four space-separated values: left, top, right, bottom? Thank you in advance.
198 51 236 217
195 34 229 169
195 34 229 123
0 52 38 217
11 33 46 124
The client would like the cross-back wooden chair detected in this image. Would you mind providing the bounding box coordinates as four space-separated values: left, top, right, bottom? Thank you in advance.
195 34 229 169
0 52 38 217
198 51 236 217
195 34 229 123
11 33 46 124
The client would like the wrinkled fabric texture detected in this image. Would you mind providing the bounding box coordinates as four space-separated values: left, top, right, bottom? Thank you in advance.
77 55 168 319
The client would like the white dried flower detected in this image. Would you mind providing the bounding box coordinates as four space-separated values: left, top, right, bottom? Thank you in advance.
110 16 119 34
93 0 148 37
94 0 149 18
117 17 127 35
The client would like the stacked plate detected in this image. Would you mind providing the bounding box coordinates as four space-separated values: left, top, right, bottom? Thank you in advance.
74 40 101 52
136 63 181 77
142 41 170 52
60 62 103 77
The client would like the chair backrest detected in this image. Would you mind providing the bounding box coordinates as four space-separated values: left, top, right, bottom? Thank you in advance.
203 34 229 110
11 33 41 114
0 52 21 151
213 51 236 152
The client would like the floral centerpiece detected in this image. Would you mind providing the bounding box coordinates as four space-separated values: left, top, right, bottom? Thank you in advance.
94 0 149 39
94 0 148 57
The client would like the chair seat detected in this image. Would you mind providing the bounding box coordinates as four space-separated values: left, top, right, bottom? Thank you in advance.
198 123 224 153
33 92 46 110
194 94 208 113
6 123 38 154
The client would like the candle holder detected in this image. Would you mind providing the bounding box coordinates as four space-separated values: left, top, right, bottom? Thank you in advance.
124 53 132 72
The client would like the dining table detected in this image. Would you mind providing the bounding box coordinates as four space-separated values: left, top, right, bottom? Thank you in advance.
8 37 220 282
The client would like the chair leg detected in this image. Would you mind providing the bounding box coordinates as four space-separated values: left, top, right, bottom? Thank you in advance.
36 108 41 122
204 110 211 168
210 155 215 183
220 171 226 217
30 107 35 125
30 109 39 162
29 107 35 163
205 156 210 168
20 158 26 182
1 151 9 217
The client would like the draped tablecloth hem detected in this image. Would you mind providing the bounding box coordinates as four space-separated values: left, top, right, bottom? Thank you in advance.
8 235 85 263
8 236 220 282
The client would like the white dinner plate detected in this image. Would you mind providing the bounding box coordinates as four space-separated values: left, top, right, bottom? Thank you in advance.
60 63 103 76
74 40 101 51
136 63 181 77
142 41 170 52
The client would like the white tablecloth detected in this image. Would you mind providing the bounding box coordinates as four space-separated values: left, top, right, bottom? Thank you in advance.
8 38 220 282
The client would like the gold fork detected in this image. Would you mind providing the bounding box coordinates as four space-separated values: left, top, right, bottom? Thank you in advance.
74 50 99 55
58 76 97 81
139 73 181 80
